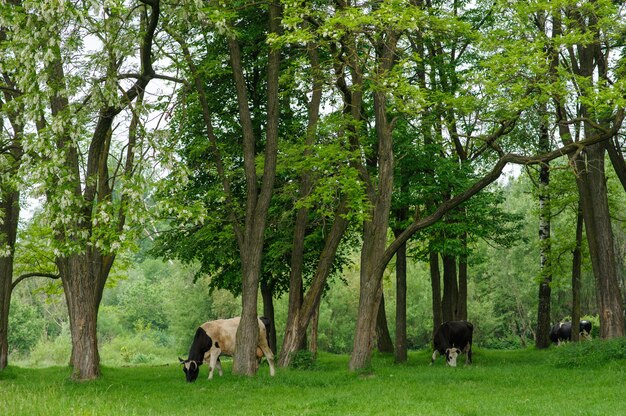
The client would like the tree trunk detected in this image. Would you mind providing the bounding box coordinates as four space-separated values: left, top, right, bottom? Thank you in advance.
570 201 584 342
573 143 624 338
441 253 458 322
278 206 349 367
0 192 19 370
394 234 408 363
281 36 323 364
535 110 552 349
457 232 468 321
57 251 111 380
309 298 320 359
231 1 281 376
348 53 396 370
261 280 276 354
376 292 394 353
429 251 443 335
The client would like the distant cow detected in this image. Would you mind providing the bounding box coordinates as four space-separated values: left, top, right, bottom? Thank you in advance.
431 320 473 367
549 320 592 345
179 316 275 382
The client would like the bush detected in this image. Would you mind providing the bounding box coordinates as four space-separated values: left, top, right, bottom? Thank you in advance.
8 302 46 355
551 338 626 368
289 350 317 370
27 325 72 367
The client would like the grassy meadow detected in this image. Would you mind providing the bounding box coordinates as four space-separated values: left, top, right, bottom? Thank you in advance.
1 343 625 416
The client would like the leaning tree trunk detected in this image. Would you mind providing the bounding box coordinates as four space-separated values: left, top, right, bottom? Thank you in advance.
278 207 349 367
376 292 394 353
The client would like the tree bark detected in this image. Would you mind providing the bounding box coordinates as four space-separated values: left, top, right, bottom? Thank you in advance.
281 36 323 364
535 106 552 349
394 229 408 363
376 292 394 353
0 144 20 371
570 201 584 342
429 251 443 335
456 232 468 321
573 143 624 338
278 205 349 367
261 280 276 354
441 253 458 322
231 1 282 376
349 53 397 370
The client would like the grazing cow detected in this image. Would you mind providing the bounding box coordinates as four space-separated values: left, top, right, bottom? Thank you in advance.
179 316 275 382
549 320 593 345
431 320 473 367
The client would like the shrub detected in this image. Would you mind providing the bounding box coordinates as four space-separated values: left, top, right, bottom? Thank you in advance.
27 325 72 367
551 338 626 368
289 350 317 370
8 302 46 355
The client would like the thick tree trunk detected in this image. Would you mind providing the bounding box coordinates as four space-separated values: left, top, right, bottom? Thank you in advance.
429 251 443 335
441 254 458 322
57 252 110 380
394 236 407 363
261 280 276 354
0 257 13 370
570 202 584 342
0 192 19 370
231 2 281 376
349 65 396 370
574 143 624 338
376 292 394 353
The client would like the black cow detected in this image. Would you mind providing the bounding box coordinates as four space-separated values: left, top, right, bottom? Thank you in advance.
549 320 592 345
431 320 473 367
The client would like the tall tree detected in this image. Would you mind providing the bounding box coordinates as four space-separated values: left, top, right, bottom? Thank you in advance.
1 0 164 379
546 0 625 338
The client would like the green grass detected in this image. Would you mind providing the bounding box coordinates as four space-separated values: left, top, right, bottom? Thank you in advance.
1 344 625 416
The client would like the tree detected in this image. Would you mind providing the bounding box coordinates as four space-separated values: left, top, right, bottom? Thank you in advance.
1 0 165 379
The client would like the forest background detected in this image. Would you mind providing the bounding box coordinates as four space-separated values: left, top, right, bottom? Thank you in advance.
1 0 625 380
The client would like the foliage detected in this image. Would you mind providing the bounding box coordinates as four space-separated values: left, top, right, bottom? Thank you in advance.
7 302 45 356
551 338 626 368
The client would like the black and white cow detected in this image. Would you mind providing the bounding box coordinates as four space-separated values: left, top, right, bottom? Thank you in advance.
179 316 275 382
549 320 592 345
431 320 473 367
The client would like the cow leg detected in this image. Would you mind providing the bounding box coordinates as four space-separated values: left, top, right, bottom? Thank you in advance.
216 357 223 377
259 344 275 376
431 350 438 365
207 346 221 379
466 347 472 365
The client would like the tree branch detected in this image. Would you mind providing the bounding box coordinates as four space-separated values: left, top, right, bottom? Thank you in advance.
12 273 60 290
380 124 624 272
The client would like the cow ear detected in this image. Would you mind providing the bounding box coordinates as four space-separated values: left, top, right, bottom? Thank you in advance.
178 357 185 364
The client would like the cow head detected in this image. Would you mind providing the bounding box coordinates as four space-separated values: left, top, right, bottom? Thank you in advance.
444 348 461 367
179 357 201 382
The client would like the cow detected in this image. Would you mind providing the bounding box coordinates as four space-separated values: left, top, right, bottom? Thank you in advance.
179 316 275 382
431 320 473 367
549 320 593 345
